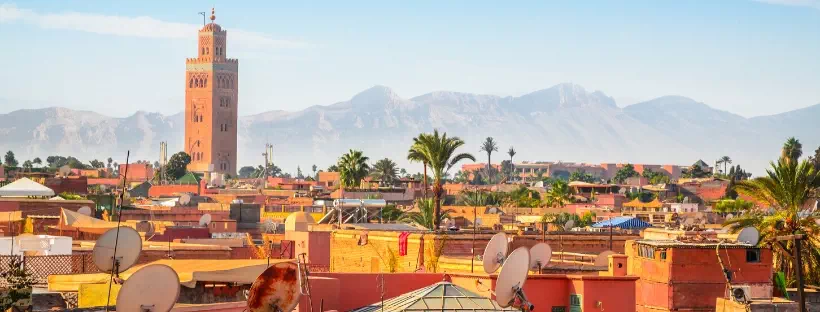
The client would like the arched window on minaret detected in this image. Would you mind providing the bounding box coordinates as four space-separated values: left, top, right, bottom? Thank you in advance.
203 78 207 87
189 79 193 88
206 47 209 55
202 47 205 55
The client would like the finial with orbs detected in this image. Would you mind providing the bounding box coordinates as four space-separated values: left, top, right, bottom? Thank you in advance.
210 7 216 21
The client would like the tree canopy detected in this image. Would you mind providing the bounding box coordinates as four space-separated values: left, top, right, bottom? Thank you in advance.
613 164 639 184
4 151 18 167
164 152 191 180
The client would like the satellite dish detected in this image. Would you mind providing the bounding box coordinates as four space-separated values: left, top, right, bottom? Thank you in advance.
482 232 509 274
595 250 615 267
737 227 760 246
179 194 191 206
564 220 575 230
247 261 302 312
475 218 483 227
116 264 180 312
495 247 533 310
528 243 552 271
199 214 212 227
684 218 694 226
78 206 92 216
92 226 142 273
726 214 734 219
262 219 276 233
699 218 707 225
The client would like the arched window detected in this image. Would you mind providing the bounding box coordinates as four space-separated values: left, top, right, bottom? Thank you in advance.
189 79 193 88
203 78 207 87
206 47 209 55
202 47 205 55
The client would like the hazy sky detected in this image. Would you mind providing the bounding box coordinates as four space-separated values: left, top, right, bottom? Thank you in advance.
1 0 819 118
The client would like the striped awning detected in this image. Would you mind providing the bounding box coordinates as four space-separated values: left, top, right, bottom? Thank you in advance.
592 216 652 229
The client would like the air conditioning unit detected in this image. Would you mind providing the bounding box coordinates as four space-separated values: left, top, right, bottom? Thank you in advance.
730 285 752 304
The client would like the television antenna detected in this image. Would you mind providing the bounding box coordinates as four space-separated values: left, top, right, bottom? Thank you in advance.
92 226 142 278
78 206 92 217
482 232 509 274
199 213 212 227
495 246 534 311
595 250 615 267
528 243 551 272
737 227 760 246
247 261 303 312
116 264 180 312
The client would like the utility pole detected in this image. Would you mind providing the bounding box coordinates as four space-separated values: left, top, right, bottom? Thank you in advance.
198 12 207 26
777 234 806 312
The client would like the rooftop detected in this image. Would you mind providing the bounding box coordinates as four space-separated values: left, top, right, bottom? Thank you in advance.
634 239 758 249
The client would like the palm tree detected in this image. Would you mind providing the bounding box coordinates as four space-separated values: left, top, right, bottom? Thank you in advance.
720 156 732 175
725 157 820 285
480 137 499 183
400 199 452 230
311 164 318 179
408 130 476 229
782 137 803 164
507 146 517 181
408 133 431 199
544 180 571 208
370 158 399 186
337 150 370 188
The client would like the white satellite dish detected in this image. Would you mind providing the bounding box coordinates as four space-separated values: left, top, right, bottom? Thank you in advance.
116 264 180 312
683 218 694 226
482 232 509 274
564 220 575 230
726 213 734 219
92 226 142 273
475 218 483 227
179 194 191 206
199 213 212 227
495 246 533 310
737 227 760 246
699 218 707 225
528 243 552 272
78 206 92 216
595 250 616 267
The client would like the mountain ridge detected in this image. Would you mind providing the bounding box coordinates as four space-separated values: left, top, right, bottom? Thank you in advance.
1 83 818 175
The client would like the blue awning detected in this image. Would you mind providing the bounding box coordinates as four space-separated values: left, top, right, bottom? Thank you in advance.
592 216 652 229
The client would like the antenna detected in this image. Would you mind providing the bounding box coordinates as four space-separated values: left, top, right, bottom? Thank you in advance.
247 261 303 312
116 264 180 312
482 232 509 274
528 243 552 272
78 206 92 217
92 227 142 277
595 250 615 267
199 213 212 227
159 141 167 184
495 246 534 311
737 227 760 246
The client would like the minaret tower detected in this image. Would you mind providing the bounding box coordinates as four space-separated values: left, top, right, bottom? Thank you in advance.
184 8 239 176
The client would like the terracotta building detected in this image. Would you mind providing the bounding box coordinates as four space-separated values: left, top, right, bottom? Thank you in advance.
185 8 239 176
627 238 773 311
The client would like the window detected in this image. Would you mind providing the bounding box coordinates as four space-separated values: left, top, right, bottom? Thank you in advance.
569 294 582 309
189 79 193 88
206 47 209 55
659 250 667 261
202 47 205 55
746 249 761 263
637 245 656 259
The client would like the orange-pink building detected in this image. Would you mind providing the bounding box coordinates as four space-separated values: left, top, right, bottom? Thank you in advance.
185 9 239 176
628 238 773 311
118 163 154 182
464 161 687 181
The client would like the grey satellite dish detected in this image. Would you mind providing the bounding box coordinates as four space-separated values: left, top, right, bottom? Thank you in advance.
92 226 142 274
595 250 615 267
737 227 760 246
495 247 533 310
482 232 509 274
179 194 191 206
116 264 180 312
262 219 276 233
564 220 575 230
475 217 483 227
78 206 92 216
199 213 212 227
528 243 552 272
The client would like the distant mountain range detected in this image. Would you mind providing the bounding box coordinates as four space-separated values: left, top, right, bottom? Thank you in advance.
1 83 818 175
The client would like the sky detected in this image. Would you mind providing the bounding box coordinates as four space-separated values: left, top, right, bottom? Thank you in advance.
1 0 819 118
